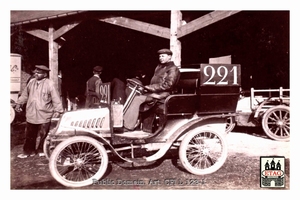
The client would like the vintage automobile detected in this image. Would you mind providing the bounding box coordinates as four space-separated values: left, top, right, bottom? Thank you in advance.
44 63 241 188
225 87 290 142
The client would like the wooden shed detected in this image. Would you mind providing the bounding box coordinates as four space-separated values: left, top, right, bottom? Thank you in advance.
10 10 289 97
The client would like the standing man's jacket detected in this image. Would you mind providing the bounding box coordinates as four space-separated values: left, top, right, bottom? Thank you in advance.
85 75 102 108
16 78 64 124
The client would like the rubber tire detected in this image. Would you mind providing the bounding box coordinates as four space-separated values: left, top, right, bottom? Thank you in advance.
179 127 228 175
262 105 290 142
49 136 108 188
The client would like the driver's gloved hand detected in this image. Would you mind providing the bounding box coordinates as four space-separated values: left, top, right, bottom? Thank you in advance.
144 85 155 92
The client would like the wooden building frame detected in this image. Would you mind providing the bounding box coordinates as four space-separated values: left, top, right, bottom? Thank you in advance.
11 10 241 90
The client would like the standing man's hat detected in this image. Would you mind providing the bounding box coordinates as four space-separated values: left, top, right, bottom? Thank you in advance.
157 48 173 55
35 65 50 71
93 66 103 72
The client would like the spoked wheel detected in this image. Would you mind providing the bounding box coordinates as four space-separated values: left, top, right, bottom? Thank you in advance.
262 105 290 142
43 136 56 159
225 116 236 133
49 136 108 188
179 127 228 175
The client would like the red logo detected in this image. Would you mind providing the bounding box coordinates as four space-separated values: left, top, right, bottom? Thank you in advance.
262 170 283 177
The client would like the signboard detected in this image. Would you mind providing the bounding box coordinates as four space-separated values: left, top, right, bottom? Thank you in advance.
209 55 231 64
95 82 111 105
10 53 22 101
200 64 241 86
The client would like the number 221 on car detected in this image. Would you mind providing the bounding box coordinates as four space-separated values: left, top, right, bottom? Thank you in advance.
200 64 241 86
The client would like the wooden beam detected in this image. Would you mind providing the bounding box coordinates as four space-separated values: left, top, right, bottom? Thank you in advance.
26 29 48 41
26 21 80 42
48 26 59 91
99 16 170 39
170 10 182 66
53 22 81 40
178 10 241 38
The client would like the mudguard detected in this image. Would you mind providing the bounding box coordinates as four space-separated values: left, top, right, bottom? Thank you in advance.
144 113 232 162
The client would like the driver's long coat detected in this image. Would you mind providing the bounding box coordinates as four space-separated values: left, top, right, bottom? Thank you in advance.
146 61 180 100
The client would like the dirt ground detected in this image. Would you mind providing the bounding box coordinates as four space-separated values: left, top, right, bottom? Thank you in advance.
10 123 290 190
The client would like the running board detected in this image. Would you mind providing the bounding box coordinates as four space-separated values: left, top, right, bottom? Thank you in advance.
116 130 152 139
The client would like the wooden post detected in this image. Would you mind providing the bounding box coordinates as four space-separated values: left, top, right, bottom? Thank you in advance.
26 22 80 92
170 10 182 67
48 25 59 91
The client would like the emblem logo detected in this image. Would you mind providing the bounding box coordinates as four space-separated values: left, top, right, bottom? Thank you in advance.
260 156 285 188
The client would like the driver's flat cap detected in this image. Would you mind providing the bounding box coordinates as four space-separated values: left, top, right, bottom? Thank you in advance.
157 48 172 55
35 65 50 71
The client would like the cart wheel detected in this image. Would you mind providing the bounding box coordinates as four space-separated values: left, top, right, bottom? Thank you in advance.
225 116 236 133
10 106 15 124
179 127 228 175
49 136 108 188
262 105 290 141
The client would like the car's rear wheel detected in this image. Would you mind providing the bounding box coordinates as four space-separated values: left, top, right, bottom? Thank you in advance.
179 127 228 175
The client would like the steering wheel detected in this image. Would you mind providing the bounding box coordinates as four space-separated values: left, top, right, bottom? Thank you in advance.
127 78 145 88
127 78 149 94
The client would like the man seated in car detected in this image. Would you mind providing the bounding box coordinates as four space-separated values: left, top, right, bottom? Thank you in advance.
123 48 180 132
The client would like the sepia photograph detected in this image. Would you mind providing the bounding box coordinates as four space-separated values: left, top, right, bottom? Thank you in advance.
7 2 297 195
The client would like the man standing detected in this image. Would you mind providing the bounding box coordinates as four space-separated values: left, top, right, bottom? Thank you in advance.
85 66 103 108
15 65 64 158
123 49 180 130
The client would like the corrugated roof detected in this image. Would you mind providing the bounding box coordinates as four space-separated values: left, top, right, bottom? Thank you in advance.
10 10 86 26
